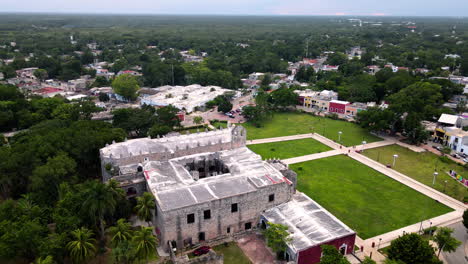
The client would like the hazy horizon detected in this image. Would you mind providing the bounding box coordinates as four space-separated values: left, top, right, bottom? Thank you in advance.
2 0 468 17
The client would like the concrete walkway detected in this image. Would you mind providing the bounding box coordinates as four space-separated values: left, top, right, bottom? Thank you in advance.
245 133 468 263
247 133 314 145
283 149 343 164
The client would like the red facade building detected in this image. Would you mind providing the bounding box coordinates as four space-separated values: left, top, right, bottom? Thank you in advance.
329 100 350 114
261 193 356 264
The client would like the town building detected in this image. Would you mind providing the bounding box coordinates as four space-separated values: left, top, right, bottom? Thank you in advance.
329 100 350 114
140 84 238 113
100 126 356 262
261 192 356 264
100 126 297 251
345 102 369 116
296 90 338 111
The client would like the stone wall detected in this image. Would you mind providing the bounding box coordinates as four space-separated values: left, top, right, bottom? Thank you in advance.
157 181 294 252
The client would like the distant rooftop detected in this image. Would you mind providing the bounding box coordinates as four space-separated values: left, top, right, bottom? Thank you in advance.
262 192 355 252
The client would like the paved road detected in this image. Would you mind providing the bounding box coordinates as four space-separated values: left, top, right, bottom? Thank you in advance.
442 222 468 264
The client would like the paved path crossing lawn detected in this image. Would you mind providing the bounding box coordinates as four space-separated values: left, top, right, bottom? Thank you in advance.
242 112 381 146
247 138 332 160
290 155 453 239
363 144 468 202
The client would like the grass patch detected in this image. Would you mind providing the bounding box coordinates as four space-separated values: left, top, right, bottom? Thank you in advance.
363 144 468 202
213 242 251 264
242 112 380 146
210 120 228 129
247 138 332 159
290 155 453 239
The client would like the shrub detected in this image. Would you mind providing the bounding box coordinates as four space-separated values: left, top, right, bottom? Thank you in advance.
105 163 112 171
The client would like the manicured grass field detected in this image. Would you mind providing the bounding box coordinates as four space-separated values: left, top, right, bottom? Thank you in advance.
290 155 453 239
242 112 381 146
247 138 332 159
364 144 468 202
213 242 251 264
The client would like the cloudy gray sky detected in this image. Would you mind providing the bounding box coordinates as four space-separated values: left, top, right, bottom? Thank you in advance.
2 0 468 16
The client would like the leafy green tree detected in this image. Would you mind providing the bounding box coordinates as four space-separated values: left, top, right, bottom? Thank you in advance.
387 233 441 264
33 69 48 81
155 105 181 129
112 107 155 137
112 74 140 101
132 227 158 264
326 52 347 66
135 192 155 226
108 218 133 247
111 240 136 264
82 181 116 242
148 124 172 137
432 227 461 257
271 88 298 109
263 222 292 255
319 244 351 264
218 99 233 113
66 227 96 264
193 116 203 125
92 76 110 88
30 152 77 203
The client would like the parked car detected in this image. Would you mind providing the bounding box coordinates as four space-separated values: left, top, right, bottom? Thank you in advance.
463 158 468 163
452 153 460 159
193 246 211 256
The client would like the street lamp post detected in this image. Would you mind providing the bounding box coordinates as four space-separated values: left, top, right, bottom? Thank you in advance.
377 238 382 250
393 154 399 167
444 180 448 193
362 141 367 153
433 172 438 186
338 131 342 142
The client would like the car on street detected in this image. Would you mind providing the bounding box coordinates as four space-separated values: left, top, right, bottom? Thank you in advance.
193 246 211 256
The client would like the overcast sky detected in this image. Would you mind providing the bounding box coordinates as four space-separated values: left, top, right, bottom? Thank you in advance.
2 0 468 17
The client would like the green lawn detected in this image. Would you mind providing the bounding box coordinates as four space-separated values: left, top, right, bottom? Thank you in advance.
247 138 332 159
363 144 468 202
211 121 228 129
290 155 453 239
213 242 251 264
242 112 381 146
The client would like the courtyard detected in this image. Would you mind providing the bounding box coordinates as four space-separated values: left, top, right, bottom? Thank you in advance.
242 112 381 146
290 155 453 239
213 242 251 264
363 144 468 202
247 138 332 160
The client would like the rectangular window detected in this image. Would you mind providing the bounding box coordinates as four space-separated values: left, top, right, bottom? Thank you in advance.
187 213 195 224
231 203 238 213
245 222 252 230
227 227 231 233
268 194 275 202
203 210 211 220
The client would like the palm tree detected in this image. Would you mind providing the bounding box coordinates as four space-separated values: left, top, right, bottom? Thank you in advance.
132 227 158 264
135 192 155 226
107 179 125 200
107 218 133 247
33 256 54 264
82 181 116 241
66 227 96 264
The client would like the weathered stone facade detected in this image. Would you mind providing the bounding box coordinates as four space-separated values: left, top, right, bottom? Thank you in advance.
100 125 297 253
